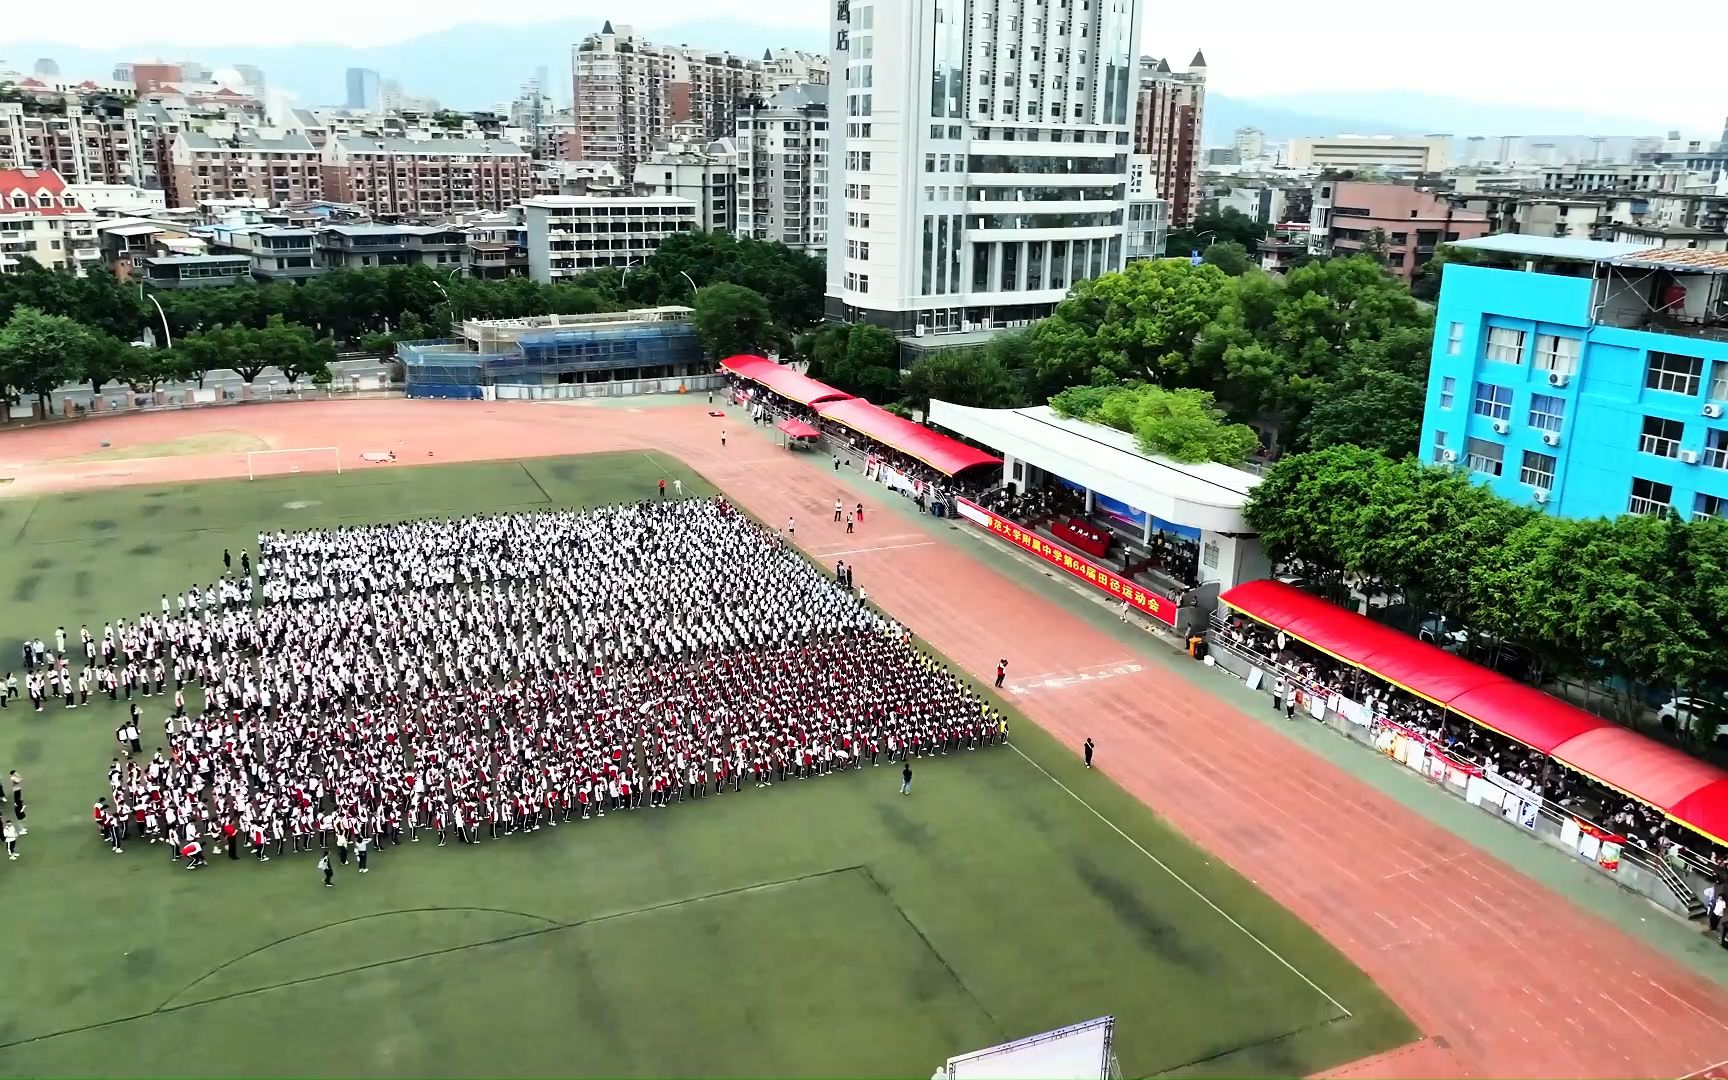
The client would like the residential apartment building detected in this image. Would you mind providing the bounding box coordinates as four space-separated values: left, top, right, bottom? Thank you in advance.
169 127 323 206
570 22 829 175
1124 153 1167 261
207 225 323 282
345 69 381 111
1422 235 1728 522
1308 180 1490 284
826 0 1143 345
522 195 698 282
140 252 250 288
322 136 534 219
1132 52 1204 226
317 223 466 270
1537 164 1686 194
633 140 738 234
463 219 529 278
0 96 146 187
737 83 829 255
0 167 99 273
1286 134 1452 172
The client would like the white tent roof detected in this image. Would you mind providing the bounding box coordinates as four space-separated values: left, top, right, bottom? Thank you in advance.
1448 234 1648 263
928 401 1259 534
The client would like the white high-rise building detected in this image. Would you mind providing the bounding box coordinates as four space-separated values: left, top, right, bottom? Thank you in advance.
825 0 1142 345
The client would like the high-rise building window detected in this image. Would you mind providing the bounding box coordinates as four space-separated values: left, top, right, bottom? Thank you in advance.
1484 326 1526 364
1472 382 1511 421
1527 393 1564 432
1638 415 1684 458
1446 321 1464 356
1628 477 1672 516
1439 375 1456 409
1464 437 1504 477
1519 450 1556 490
1646 350 1703 395
1534 334 1579 376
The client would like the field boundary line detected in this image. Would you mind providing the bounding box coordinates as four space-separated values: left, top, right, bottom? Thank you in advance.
1681 1057 1728 1078
858 865 1006 1040
1005 742 1354 1021
1145 1013 1346 1078
0 866 866 1055
518 460 554 506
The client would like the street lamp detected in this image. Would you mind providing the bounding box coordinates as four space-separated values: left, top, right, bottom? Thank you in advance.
139 283 172 349
678 270 698 297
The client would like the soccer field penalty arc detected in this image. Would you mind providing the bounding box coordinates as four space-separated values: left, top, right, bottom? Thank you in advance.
246 446 342 480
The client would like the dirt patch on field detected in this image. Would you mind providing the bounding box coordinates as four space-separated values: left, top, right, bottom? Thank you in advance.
54 432 270 463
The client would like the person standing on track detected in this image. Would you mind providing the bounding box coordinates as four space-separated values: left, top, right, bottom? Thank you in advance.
994 659 1007 689
1083 737 1095 769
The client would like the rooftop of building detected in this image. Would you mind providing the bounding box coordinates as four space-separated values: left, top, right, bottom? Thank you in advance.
521 195 697 208
1451 234 1728 273
143 253 248 266
763 82 827 112
180 129 316 152
331 135 526 155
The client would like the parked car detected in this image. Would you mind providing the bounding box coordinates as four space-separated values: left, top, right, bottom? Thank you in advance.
1418 616 1468 651
1657 696 1728 740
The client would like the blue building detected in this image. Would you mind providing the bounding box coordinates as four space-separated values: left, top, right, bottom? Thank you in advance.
398 307 707 401
1421 235 1728 520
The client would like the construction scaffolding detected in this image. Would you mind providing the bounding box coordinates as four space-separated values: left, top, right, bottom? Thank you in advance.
399 306 705 398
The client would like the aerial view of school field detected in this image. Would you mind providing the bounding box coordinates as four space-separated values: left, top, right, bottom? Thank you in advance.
0 429 1413 1078
1 394 1727 1080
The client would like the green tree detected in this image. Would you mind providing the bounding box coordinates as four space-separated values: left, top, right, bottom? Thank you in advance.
899 340 1029 413
1027 259 1235 396
0 306 97 414
258 316 335 385
823 324 900 400
1050 383 1261 465
1167 207 1267 258
691 283 776 359
1201 241 1253 276
1300 368 1426 456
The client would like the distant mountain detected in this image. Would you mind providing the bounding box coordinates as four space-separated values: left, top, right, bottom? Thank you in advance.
4 18 828 110
1205 90 1674 146
10 20 1691 143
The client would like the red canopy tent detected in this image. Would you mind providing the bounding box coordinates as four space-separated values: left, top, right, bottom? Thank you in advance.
1218 578 1728 846
775 417 821 439
719 355 853 406
812 398 1002 478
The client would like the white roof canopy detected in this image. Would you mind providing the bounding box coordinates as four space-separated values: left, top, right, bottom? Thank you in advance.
929 401 1259 534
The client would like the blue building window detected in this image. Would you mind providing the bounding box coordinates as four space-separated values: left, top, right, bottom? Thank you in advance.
1639 415 1684 459
1439 376 1456 409
1446 322 1463 356
1706 428 1728 470
1534 334 1579 377
1697 493 1728 520
1465 437 1504 477
1472 382 1512 421
1528 393 1565 432
1711 360 1728 401
1646 351 1704 396
1519 450 1556 490
1485 326 1526 365
1432 429 1450 464
1628 477 1673 516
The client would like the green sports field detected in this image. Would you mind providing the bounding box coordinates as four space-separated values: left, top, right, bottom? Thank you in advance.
0 453 1414 1078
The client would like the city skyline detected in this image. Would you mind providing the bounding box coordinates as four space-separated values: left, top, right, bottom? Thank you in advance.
4 0 1723 131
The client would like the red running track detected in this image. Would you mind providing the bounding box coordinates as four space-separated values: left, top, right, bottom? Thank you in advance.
7 398 1728 1077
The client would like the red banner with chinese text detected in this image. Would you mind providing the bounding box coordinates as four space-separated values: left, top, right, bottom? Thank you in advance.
955 497 1178 626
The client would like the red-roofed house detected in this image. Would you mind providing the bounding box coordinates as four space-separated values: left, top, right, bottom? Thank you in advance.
0 168 99 273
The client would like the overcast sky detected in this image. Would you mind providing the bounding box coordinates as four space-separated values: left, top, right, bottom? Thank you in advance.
5 0 1724 130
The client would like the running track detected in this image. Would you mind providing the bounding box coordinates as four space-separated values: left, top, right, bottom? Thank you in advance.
7 398 1728 1077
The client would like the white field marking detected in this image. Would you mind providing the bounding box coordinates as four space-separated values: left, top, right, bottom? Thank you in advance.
811 540 936 558
1004 660 1144 696
1006 740 1355 1020
1681 1059 1728 1079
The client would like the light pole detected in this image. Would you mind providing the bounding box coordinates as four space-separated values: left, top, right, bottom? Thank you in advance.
678 270 698 297
1189 230 1217 266
139 283 172 349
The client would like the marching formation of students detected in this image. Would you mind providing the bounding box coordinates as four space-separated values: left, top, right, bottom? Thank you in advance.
80 496 1006 871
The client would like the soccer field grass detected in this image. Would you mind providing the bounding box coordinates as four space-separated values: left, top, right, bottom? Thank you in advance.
0 453 1414 1078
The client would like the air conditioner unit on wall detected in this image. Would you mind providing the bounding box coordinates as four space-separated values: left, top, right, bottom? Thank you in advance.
1441 448 1459 463
1681 449 1701 464
1547 371 1569 388
1542 431 1561 447
1492 419 1511 434
1705 402 1724 418
1533 489 1550 504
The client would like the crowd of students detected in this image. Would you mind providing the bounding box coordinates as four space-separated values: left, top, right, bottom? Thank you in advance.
1215 612 1726 873
74 496 1007 871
